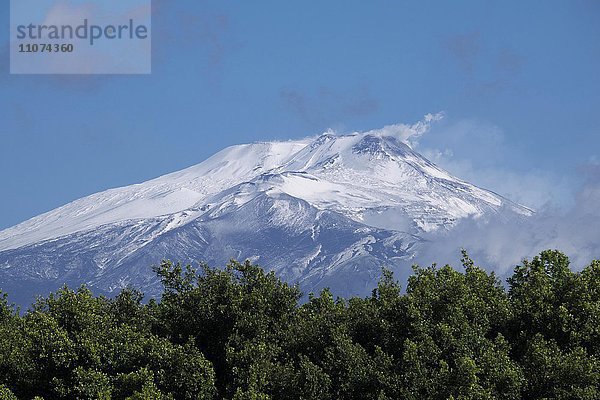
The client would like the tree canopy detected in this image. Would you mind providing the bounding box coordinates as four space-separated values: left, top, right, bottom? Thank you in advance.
0 250 598 399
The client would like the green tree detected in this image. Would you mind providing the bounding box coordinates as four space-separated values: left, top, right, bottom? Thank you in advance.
508 251 600 399
520 334 599 399
0 250 598 400
398 252 522 399
154 259 300 398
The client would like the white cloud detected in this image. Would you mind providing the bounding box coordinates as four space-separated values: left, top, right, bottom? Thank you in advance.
416 171 600 278
415 118 575 210
421 148 573 210
399 116 599 278
365 112 444 148
331 114 597 277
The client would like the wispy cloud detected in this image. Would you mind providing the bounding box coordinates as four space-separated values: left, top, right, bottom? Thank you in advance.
364 112 445 149
416 164 600 277
441 32 525 97
280 86 379 128
497 47 524 75
399 116 599 277
7 0 151 88
41 1 95 26
443 31 481 75
152 0 236 79
416 118 572 209
6 1 232 88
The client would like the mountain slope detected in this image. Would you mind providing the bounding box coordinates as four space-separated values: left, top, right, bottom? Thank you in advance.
0 127 532 304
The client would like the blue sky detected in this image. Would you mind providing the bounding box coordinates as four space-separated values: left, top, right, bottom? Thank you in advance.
1 0 599 230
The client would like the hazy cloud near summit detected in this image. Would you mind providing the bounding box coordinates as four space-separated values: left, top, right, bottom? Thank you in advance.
416 165 600 279
415 118 572 210
348 114 600 279
402 117 600 279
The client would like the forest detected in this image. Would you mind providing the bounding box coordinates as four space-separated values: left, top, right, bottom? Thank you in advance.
0 249 598 399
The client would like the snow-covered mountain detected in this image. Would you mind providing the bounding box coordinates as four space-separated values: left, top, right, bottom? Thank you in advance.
0 128 532 305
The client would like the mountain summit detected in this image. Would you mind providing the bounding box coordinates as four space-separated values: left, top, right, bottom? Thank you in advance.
0 127 532 304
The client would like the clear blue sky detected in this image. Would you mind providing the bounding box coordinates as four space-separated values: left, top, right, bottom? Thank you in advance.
1 0 599 230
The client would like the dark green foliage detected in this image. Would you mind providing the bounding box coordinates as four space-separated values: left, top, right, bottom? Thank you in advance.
507 250 600 399
153 260 301 398
0 250 598 399
0 285 216 399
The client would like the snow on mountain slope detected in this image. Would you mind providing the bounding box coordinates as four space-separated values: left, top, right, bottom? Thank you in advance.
0 189 422 301
0 123 534 304
0 140 309 252
0 129 530 252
